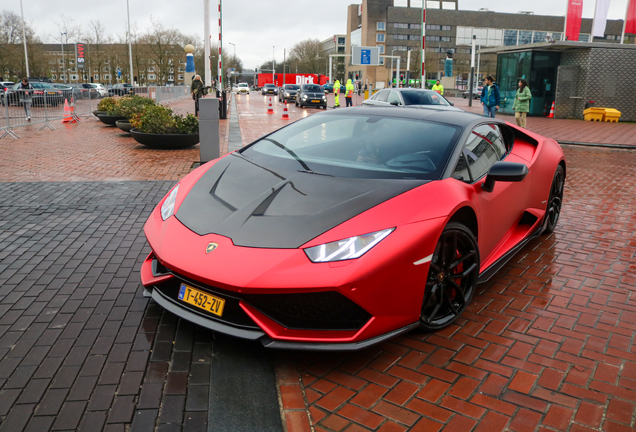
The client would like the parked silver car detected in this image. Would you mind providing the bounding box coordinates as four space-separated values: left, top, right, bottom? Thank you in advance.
363 88 462 112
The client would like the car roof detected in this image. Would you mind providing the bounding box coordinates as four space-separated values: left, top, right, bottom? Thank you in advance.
313 105 507 129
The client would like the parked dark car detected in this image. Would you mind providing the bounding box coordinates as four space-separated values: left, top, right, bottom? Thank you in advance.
296 84 327 109
261 84 278 96
4 82 64 107
1 81 15 105
51 84 74 101
109 83 134 96
278 84 300 102
322 83 344 94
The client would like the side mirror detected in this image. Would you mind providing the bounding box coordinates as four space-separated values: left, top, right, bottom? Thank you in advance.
449 101 454 106
482 161 528 193
390 101 400 106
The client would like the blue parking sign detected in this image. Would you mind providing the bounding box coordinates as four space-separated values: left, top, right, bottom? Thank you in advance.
361 49 371 65
117 68 121 77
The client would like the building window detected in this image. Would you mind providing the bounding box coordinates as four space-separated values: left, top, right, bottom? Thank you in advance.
94 74 99 79
426 25 441 30
578 33 590 42
377 45 385 54
377 34 385 42
338 37 345 44
103 74 110 80
71 75 78 80
441 36 451 42
426 36 441 42
350 28 361 47
411 24 421 30
533 31 547 43
518 30 532 45
338 46 345 53
178 74 184 80
394 23 408 29
148 74 156 80
551 32 563 41
51 74 57 79
457 27 502 46
504 30 518 46
58 59 64 64
392 46 408 51
103 67 109 72
442 25 451 31
377 22 386 31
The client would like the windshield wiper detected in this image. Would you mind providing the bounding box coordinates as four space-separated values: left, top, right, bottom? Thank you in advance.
261 138 333 177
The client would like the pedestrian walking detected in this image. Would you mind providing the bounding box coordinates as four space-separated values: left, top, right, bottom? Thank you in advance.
512 79 532 128
333 79 341 108
432 80 444 95
480 75 500 118
191 75 205 117
16 77 33 122
345 79 354 107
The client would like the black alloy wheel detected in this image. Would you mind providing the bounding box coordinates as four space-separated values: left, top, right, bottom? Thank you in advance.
420 222 479 331
544 165 565 234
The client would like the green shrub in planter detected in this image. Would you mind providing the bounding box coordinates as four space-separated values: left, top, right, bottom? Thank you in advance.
116 95 156 119
97 97 117 113
130 105 199 134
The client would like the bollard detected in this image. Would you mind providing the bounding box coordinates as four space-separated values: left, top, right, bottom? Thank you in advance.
199 98 220 163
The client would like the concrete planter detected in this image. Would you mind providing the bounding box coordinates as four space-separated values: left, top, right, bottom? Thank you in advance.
115 120 133 132
97 114 127 126
129 128 199 149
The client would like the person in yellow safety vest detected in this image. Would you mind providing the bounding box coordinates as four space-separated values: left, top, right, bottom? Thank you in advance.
345 79 354 107
333 80 341 107
432 80 444 95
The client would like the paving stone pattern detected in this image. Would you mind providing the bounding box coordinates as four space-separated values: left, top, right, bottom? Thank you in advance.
280 145 636 431
0 181 212 431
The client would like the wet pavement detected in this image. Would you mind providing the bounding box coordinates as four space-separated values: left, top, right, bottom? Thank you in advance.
0 92 635 432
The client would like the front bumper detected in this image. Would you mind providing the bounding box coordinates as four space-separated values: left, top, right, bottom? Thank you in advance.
142 199 444 350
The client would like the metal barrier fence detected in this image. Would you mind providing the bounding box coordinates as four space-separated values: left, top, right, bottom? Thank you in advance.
1 85 191 140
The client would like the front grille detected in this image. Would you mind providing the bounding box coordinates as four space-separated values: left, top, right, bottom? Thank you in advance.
161 268 371 332
242 291 371 331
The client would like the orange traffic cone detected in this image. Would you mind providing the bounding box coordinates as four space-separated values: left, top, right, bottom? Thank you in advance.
547 101 555 118
543 103 548 116
267 97 274 114
62 99 72 123
281 101 289 119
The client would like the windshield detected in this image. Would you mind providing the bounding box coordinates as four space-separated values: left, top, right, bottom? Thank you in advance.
238 83 248 87
302 85 322 92
264 84 275 88
401 91 450 106
239 113 461 180
284 85 299 90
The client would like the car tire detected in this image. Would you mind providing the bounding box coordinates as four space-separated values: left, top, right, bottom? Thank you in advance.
295 101 299 107
419 222 479 331
463 94 467 99
543 165 565 234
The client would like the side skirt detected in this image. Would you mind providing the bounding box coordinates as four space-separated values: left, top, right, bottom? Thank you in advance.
477 223 545 284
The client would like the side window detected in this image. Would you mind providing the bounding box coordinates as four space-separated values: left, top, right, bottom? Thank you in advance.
387 91 402 105
452 153 471 182
486 124 507 159
463 125 501 181
375 90 389 102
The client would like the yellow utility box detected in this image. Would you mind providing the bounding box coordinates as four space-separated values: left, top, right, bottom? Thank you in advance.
603 108 621 123
583 107 605 122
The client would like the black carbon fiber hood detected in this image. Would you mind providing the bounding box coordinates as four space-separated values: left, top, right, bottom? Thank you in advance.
175 155 424 248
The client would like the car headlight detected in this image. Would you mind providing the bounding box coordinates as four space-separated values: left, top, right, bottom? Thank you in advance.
304 228 394 263
160 184 180 220
285 92 290 96
302 95 307 99
322 95 326 100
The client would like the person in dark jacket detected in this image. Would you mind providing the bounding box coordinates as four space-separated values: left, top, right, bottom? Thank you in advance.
191 75 205 117
480 75 500 118
16 77 34 122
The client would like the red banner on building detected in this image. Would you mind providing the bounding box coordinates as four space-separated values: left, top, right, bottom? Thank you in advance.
626 0 636 34
566 0 584 41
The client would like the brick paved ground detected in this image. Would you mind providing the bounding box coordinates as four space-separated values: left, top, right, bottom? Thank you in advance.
446 97 636 146
0 96 229 182
275 146 636 431
1 91 635 432
0 182 213 432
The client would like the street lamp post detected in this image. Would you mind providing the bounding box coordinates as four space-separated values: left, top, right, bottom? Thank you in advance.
468 35 476 107
390 49 397 88
127 0 134 85
61 32 67 83
20 0 29 77
228 42 236 85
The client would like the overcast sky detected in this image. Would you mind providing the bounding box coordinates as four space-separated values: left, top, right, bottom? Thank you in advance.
8 0 632 69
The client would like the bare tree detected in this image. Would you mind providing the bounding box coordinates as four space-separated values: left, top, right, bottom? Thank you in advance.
287 39 325 74
0 10 45 80
138 18 182 85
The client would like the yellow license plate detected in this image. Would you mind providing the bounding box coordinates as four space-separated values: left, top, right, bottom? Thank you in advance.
311 100 320 103
178 283 225 316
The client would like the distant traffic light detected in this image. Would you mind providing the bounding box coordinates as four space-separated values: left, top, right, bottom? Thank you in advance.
355 73 359 80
